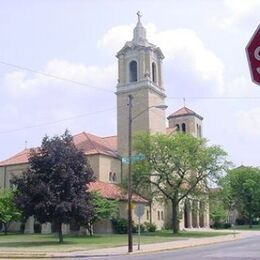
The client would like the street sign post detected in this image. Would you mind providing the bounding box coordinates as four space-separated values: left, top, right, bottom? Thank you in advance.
134 204 145 250
246 24 260 85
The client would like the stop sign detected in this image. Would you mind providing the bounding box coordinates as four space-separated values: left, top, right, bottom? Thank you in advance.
246 24 260 85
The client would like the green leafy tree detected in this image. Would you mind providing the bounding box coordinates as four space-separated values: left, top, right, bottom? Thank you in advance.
0 189 21 234
12 130 95 243
223 166 260 228
209 188 228 228
133 132 228 233
86 192 118 235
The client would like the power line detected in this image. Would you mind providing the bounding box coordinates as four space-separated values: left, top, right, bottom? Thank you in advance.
0 60 114 93
1 60 259 100
167 96 260 100
0 99 151 135
0 107 117 135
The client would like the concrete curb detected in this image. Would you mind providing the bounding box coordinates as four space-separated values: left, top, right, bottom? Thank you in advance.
0 233 242 259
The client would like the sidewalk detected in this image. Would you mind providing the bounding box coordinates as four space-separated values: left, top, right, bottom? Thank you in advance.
1 231 259 259
50 231 242 258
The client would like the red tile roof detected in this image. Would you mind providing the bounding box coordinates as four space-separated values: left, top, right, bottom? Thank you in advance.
167 106 203 120
73 132 118 158
88 181 148 203
0 149 30 166
102 135 117 151
0 132 118 166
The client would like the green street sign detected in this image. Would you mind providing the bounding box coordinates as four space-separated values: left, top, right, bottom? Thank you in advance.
122 154 145 164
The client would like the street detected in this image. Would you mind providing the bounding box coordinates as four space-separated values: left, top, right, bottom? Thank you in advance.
86 233 260 260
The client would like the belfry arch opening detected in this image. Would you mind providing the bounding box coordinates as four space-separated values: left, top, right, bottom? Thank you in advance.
182 123 186 132
152 62 157 83
129 60 137 82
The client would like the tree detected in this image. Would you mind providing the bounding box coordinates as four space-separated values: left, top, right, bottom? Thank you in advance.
133 132 228 233
0 189 22 234
86 192 118 235
222 166 260 228
209 188 228 228
12 130 95 243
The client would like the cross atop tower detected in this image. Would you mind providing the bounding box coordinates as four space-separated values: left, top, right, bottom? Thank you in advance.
137 11 142 23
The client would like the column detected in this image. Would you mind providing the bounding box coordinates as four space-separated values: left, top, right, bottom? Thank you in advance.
196 201 200 228
192 200 199 228
24 216 34 233
62 223 70 235
41 222 52 234
199 201 205 228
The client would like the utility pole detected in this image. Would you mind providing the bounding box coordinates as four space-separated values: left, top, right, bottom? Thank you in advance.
127 94 133 253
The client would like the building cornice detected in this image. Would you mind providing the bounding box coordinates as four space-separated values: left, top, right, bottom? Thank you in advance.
116 80 166 98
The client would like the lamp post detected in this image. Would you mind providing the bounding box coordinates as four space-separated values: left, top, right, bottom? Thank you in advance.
127 94 167 253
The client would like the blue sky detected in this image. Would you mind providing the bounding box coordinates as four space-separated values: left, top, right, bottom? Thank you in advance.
0 0 260 166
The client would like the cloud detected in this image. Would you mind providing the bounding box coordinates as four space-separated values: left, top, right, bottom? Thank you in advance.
4 59 116 98
0 59 117 134
213 0 260 28
97 24 133 53
237 107 260 136
99 23 224 94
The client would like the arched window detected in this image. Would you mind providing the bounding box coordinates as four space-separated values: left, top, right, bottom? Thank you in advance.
112 172 117 182
182 123 186 133
176 124 180 131
129 60 137 82
152 62 157 83
146 210 150 220
157 211 160 220
109 172 112 182
161 211 164 220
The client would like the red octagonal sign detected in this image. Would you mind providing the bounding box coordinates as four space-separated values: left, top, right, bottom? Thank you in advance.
246 24 260 85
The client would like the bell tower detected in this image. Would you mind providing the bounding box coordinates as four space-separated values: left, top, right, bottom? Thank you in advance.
116 12 167 157
167 106 203 138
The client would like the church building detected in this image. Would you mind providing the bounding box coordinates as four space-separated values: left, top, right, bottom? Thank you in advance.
0 14 209 233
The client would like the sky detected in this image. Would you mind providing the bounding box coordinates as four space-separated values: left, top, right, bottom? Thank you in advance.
0 0 260 167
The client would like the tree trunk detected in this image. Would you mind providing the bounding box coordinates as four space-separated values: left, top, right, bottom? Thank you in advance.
86 223 93 236
172 200 179 233
57 222 63 243
4 223 8 235
249 208 253 229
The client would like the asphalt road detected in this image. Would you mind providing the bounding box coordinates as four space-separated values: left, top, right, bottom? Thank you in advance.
87 234 260 260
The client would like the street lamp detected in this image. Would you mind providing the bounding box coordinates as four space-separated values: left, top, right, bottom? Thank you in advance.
127 94 167 253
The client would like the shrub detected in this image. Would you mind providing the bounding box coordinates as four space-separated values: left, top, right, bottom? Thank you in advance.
112 218 128 234
223 223 231 229
235 218 246 226
212 222 223 229
144 222 156 232
34 223 42 233
20 223 25 233
252 219 259 225
133 223 145 233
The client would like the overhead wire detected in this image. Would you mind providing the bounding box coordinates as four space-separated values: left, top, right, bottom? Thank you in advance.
0 107 117 135
1 60 259 99
0 60 114 93
0 101 143 135
1 60 260 135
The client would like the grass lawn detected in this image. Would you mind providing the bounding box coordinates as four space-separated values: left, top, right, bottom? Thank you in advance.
0 230 234 253
232 224 260 230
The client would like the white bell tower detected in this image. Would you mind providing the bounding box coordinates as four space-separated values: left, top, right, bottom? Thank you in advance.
116 12 167 157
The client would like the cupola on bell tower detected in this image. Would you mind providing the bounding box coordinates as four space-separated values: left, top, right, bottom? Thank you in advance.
116 12 167 157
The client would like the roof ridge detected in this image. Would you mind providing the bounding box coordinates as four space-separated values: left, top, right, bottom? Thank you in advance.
73 131 86 138
83 132 101 155
102 135 116 139
167 106 203 120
